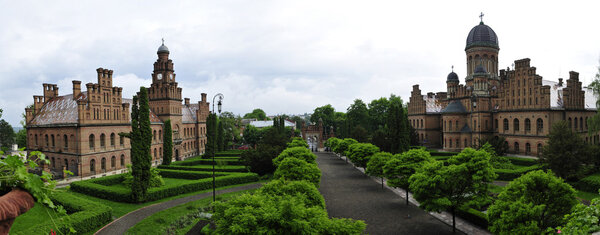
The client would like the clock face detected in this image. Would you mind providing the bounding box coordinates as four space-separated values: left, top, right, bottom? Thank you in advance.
157 74 162 80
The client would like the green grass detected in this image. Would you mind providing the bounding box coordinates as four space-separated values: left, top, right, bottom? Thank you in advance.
576 190 600 201
126 188 258 235
158 164 247 172
12 203 65 232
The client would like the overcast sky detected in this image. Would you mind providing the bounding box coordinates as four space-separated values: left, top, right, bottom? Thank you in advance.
1 0 600 126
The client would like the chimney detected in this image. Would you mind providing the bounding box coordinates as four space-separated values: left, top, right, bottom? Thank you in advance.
73 80 81 99
558 78 563 86
201 93 207 103
184 98 190 106
569 71 579 81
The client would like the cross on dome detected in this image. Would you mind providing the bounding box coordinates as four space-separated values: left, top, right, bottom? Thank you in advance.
479 12 484 23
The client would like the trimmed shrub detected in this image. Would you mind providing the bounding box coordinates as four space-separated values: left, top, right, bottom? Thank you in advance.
258 179 325 209
574 173 600 193
13 192 112 235
428 151 459 157
347 143 380 169
158 169 226 179
287 138 309 148
273 147 316 166
456 206 488 229
157 164 248 173
274 157 321 187
505 156 537 166
493 165 542 181
172 158 244 166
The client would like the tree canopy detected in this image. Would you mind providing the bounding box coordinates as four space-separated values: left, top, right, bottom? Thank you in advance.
273 157 321 187
273 146 316 166
243 108 268 120
384 148 433 205
540 120 587 179
347 143 380 169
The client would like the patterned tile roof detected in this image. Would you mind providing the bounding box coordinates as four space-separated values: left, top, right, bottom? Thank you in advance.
182 104 198 123
122 99 163 123
29 93 87 126
424 95 443 113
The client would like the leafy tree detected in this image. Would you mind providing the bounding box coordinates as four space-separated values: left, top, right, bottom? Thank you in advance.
370 128 390 153
217 119 225 151
368 97 390 132
488 170 578 234
243 108 268 120
290 115 306 130
243 125 260 147
325 137 341 152
121 87 153 202
240 144 282 176
15 128 26 148
347 143 380 169
0 119 15 149
409 148 496 233
587 59 600 133
366 152 393 188
258 179 325 209
350 125 368 142
122 165 164 188
346 99 369 133
274 157 321 187
311 104 335 135
477 136 508 156
540 120 587 180
219 111 241 148
162 119 173 165
334 112 348 138
555 191 600 234
273 146 316 166
387 101 409 153
287 137 309 148
333 138 357 157
384 149 433 205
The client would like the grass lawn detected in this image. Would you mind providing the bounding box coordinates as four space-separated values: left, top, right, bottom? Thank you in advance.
576 190 600 202
126 188 258 235
12 203 65 233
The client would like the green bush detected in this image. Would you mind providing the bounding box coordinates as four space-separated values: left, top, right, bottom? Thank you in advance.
274 157 321 187
158 169 226 179
347 143 380 168
13 192 112 235
86 174 126 186
123 167 165 188
493 165 542 181
172 158 244 166
71 173 259 203
287 138 309 148
272 147 316 166
157 164 248 173
505 156 538 166
258 179 325 209
456 206 488 229
575 173 600 193
428 151 459 157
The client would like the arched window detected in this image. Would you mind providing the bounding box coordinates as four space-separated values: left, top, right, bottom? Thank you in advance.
537 143 543 156
89 134 95 149
444 121 446 131
449 121 452 131
580 117 584 130
585 117 589 130
52 157 55 168
160 147 162 158
421 119 424 128
574 118 578 130
503 119 509 131
110 133 115 147
35 134 38 146
120 154 125 167
153 130 157 141
514 142 520 153
159 130 162 140
90 159 96 173
51 134 55 147
101 157 106 172
154 148 157 159
525 118 531 132
64 159 68 170
449 139 452 148
513 119 520 131
100 134 106 148
568 118 572 129
120 135 124 146
525 143 531 155
64 135 68 148
111 156 116 168
456 138 460 148
536 118 543 132
474 120 477 131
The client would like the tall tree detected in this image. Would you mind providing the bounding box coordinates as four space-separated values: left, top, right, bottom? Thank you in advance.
243 108 267 120
368 97 390 132
217 119 224 151
205 113 217 157
409 148 496 233
243 125 260 147
488 170 578 234
540 120 586 179
311 104 335 135
387 101 409 153
384 149 433 205
346 99 369 130
0 120 15 149
334 112 348 138
162 119 173 165
121 87 152 202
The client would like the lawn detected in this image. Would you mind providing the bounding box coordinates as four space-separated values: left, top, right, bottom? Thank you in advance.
126 188 259 235
12 203 65 233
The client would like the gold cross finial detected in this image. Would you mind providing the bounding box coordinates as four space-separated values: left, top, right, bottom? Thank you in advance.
161 38 165 45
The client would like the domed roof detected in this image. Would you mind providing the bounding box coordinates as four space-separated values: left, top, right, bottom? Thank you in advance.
466 22 499 50
157 39 169 53
447 71 459 82
474 65 487 74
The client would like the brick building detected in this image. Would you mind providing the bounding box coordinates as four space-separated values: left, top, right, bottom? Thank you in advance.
25 42 210 177
407 18 599 156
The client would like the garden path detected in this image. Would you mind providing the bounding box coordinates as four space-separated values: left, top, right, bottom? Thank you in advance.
316 152 477 235
94 183 263 235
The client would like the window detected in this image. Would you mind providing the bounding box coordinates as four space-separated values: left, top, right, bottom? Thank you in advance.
525 118 531 132
120 135 124 146
52 157 55 168
111 156 116 168
63 134 68 149
100 134 106 148
154 148 157 159
525 143 531 155
450 139 452 148
474 120 477 131
45 134 49 147
120 154 125 167
580 117 584 130
159 130 162 140
89 134 95 149
90 159 96 173
51 135 55 147
503 119 509 131
153 130 157 141
514 142 520 153
568 118 572 129
536 118 543 132
449 121 452 131
485 120 488 130
101 157 106 172
35 134 38 146
464 139 468 148
575 118 578 130
110 133 115 147
513 119 520 131
455 121 459 131
64 159 68 170
537 143 542 156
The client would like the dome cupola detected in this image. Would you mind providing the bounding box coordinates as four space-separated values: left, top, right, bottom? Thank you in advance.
447 66 459 83
157 38 169 54
465 14 499 50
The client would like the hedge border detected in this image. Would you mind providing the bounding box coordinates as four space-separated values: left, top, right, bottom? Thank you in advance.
158 165 248 173
574 173 600 193
504 156 538 166
493 165 542 181
172 159 244 166
13 191 113 235
159 169 227 179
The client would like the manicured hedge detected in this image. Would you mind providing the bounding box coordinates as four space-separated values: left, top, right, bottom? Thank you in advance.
158 164 248 173
71 172 259 203
172 158 244 166
493 165 542 181
504 156 538 166
429 151 459 157
159 169 226 179
13 192 113 235
456 206 488 229
88 174 126 186
574 173 600 193
432 156 450 161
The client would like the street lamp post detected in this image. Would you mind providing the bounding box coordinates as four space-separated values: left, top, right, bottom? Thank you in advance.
212 93 224 204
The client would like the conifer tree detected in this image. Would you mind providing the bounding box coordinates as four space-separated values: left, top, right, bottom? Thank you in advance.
162 119 173 165
217 119 224 151
205 113 216 157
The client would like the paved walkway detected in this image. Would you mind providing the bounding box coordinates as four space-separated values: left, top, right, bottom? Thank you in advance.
94 183 264 235
317 152 489 235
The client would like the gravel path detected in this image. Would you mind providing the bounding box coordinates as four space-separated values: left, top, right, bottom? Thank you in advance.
316 152 465 235
94 183 263 235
